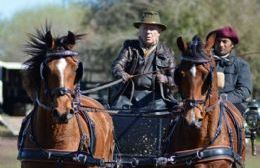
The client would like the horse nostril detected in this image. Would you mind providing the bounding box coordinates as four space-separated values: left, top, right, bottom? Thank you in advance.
70 109 74 114
198 118 203 122
53 109 59 117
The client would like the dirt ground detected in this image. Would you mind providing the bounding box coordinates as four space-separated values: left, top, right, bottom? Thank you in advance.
0 136 20 168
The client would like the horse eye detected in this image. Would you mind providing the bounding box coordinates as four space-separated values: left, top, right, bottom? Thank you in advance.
180 71 185 77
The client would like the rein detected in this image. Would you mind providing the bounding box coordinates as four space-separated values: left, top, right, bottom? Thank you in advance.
78 105 182 117
81 67 175 94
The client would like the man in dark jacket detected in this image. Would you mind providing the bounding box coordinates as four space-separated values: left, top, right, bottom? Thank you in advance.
207 26 252 114
110 9 176 109
110 9 176 155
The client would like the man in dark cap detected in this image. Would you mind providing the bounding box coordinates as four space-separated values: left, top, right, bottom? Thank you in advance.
207 26 252 114
110 9 177 109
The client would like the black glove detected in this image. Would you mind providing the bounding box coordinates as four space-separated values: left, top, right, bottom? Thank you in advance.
121 72 132 82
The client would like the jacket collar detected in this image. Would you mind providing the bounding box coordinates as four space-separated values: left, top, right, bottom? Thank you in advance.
214 50 236 65
155 43 167 59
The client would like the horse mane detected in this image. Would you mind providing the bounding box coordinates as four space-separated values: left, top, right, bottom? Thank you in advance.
22 25 84 100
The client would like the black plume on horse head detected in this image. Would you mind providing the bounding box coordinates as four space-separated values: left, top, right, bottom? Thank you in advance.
57 31 77 50
183 35 211 63
50 31 84 50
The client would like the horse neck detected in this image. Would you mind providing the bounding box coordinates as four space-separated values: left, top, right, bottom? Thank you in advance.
202 77 226 145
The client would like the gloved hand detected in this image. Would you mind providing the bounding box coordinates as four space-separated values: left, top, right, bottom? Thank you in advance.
121 72 132 82
156 73 168 84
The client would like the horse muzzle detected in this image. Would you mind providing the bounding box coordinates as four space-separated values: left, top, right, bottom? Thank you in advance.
52 108 75 123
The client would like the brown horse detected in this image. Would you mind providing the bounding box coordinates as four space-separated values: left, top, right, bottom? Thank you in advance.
162 34 245 168
17 27 114 168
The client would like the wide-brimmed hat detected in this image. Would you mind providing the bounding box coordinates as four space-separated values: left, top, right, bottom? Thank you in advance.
206 26 239 44
133 10 167 31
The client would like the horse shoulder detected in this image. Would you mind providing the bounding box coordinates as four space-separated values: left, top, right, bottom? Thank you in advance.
225 101 244 126
79 94 114 133
79 95 104 109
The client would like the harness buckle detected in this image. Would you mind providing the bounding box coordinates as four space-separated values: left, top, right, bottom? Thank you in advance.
220 93 228 103
156 157 168 166
169 155 176 164
196 151 202 159
73 101 79 112
48 152 52 159
73 153 88 164
186 159 192 166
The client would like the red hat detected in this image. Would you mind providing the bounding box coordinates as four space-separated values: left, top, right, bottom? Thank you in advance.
206 26 239 44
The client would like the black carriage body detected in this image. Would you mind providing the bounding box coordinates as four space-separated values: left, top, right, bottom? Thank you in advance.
112 114 170 158
0 61 31 115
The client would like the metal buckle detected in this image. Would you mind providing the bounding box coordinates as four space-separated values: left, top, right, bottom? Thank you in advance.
156 157 168 166
73 153 88 163
186 159 192 166
196 151 202 159
169 155 176 164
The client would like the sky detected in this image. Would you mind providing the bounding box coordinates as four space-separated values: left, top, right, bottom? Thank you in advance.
0 0 64 19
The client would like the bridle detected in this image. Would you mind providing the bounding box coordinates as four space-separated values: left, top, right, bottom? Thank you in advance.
36 49 83 122
174 37 217 115
182 62 215 112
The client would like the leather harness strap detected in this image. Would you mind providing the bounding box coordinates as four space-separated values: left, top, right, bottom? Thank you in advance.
17 148 104 166
167 146 235 166
78 110 96 154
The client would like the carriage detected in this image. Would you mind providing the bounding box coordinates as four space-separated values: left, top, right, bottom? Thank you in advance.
17 27 248 168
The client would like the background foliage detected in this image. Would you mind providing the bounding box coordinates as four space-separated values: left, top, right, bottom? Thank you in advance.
0 0 259 98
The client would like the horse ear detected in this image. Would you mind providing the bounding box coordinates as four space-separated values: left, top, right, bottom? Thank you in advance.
65 31 76 50
67 31 76 44
205 33 216 53
177 36 188 53
45 31 55 49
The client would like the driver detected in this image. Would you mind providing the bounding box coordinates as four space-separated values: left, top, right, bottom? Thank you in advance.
110 9 177 109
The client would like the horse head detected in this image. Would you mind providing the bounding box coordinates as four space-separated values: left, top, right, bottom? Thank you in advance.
23 28 84 123
175 33 218 128
163 33 245 167
41 31 84 123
